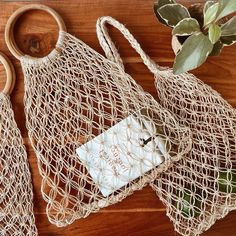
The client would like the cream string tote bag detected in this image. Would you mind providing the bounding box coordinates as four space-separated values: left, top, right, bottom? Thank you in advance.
0 52 37 235
96 16 236 236
5 4 191 227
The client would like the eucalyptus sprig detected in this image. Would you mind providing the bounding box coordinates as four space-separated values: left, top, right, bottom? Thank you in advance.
154 0 236 74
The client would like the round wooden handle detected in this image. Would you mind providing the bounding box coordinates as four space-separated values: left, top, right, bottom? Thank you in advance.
5 4 67 60
0 52 16 96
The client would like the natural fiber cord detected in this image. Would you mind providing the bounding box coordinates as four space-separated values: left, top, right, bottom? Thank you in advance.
152 70 236 236
12 27 191 226
96 16 236 236
0 94 37 236
6 5 192 228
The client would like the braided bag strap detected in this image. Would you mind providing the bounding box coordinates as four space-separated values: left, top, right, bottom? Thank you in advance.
96 16 165 75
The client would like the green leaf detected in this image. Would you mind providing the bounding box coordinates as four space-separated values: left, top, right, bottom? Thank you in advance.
204 2 219 26
176 189 201 218
209 40 224 56
173 33 213 74
154 0 176 26
221 16 236 36
204 1 216 14
154 0 176 9
208 24 222 43
173 18 200 36
218 170 236 193
216 0 236 20
221 35 236 46
158 3 190 27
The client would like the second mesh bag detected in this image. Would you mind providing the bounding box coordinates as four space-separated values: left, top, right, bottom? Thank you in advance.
0 52 37 235
5 5 191 227
96 16 236 236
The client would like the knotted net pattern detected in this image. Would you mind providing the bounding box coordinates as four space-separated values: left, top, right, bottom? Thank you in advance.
20 31 191 227
0 94 37 236
152 70 236 236
96 16 236 236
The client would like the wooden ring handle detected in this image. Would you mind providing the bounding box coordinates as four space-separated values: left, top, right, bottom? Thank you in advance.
5 4 67 60
0 53 16 96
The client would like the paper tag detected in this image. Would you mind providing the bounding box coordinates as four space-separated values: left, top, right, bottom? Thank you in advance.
76 115 169 197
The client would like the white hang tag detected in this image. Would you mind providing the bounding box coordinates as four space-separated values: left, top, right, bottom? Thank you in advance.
76 115 170 197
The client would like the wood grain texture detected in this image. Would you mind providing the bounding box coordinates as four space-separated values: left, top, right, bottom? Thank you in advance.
0 0 236 235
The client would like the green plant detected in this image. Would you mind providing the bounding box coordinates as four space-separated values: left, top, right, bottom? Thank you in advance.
154 0 236 74
218 170 236 193
176 188 201 218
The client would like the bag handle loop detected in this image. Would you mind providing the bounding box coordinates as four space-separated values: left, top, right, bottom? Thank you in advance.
0 52 16 96
5 4 67 60
96 16 165 75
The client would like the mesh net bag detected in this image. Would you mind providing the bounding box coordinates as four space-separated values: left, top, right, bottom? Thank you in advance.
0 53 37 235
96 16 236 236
5 5 192 227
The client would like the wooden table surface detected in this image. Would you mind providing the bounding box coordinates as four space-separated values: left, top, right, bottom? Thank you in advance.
0 0 236 235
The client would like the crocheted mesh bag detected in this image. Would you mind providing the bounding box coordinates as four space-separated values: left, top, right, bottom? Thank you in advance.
5 5 191 227
96 16 236 236
153 73 236 236
0 53 37 235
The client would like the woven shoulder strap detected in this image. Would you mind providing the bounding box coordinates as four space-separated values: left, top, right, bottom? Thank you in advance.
96 16 165 75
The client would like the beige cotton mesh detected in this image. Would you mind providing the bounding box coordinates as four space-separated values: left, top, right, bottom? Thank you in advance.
152 71 236 236
0 94 37 235
10 26 192 227
96 16 236 236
